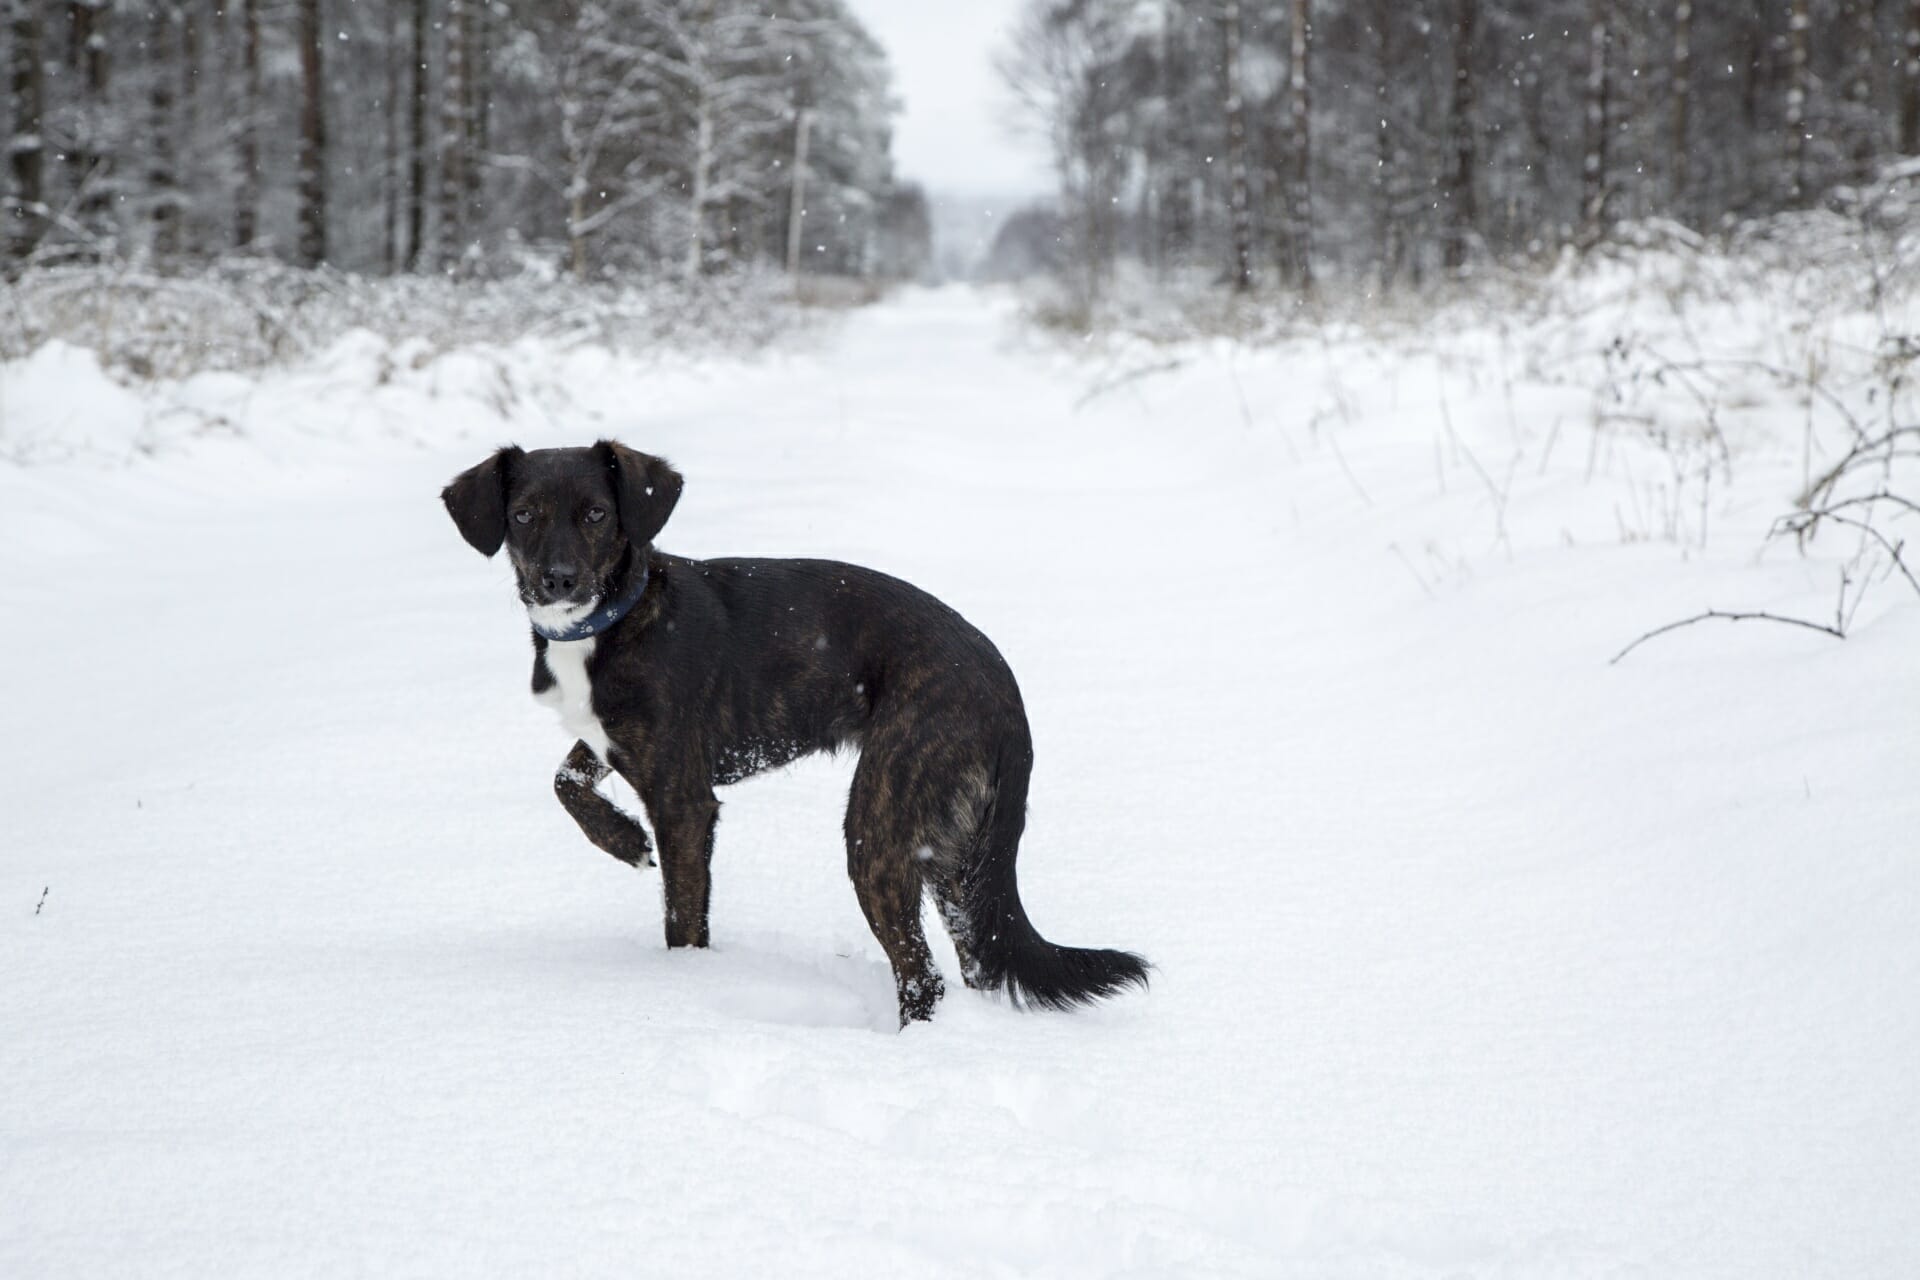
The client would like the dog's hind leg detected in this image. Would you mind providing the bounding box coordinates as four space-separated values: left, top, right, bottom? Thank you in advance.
929 876 986 991
553 741 654 868
851 841 943 1026
845 747 945 1027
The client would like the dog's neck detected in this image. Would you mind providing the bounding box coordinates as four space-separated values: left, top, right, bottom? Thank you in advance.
529 556 650 643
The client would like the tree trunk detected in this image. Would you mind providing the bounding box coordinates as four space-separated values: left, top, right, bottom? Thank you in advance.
556 33 588 282
463 0 487 244
568 185 587 280
1786 0 1810 204
236 0 259 250
439 0 468 271
296 0 326 266
1582 0 1610 236
1444 0 1478 268
406 0 427 269
68 0 111 251
687 87 711 276
1844 0 1876 167
7 0 46 263
1672 0 1691 215
1221 0 1253 292
148 5 180 258
1372 4 1397 286
785 107 812 277
384 7 401 273
178 3 199 257
1287 0 1312 294
1905 0 1920 154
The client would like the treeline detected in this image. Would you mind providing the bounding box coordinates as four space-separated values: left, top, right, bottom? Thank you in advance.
1 1 931 281
1000 0 1920 295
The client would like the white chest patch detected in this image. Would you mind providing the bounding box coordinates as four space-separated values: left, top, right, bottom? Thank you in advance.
537 637 613 763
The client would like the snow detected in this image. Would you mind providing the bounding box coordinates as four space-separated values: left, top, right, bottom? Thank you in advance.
3 275 1917 1277
0 341 151 462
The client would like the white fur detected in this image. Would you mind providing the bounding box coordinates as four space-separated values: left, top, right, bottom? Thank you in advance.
527 597 598 634
536 636 613 763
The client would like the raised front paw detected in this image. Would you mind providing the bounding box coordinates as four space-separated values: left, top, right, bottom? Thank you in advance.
615 823 656 869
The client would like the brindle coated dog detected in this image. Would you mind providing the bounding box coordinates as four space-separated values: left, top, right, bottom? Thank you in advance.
443 441 1148 1027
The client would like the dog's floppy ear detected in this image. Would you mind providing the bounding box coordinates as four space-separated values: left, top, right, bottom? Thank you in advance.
441 446 523 557
598 440 683 549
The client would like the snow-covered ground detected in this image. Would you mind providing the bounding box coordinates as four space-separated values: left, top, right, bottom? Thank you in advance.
3 275 1916 1277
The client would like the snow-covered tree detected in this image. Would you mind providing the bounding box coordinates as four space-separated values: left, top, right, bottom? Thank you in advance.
1000 0 1911 294
0 0 901 278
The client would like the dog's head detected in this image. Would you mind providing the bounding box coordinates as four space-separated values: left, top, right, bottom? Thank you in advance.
442 441 682 629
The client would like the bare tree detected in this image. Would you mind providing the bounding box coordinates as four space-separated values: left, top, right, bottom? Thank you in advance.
686 53 714 273
1286 0 1312 293
1222 0 1253 291
1000 2 1129 302
296 0 326 266
538 1 666 279
439 0 469 270
68 0 112 250
406 0 427 269
1671 0 1691 214
1906 0 1920 155
6 0 46 263
785 107 812 277
1786 0 1809 204
652 1 807 277
1843 0 1875 167
1444 0 1478 268
179 3 206 257
384 5 402 272
147 5 181 257
236 0 259 250
1364 0 1402 285
1582 0 1610 236
463 0 489 240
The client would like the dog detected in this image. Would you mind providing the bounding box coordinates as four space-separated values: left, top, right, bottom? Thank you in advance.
442 440 1148 1026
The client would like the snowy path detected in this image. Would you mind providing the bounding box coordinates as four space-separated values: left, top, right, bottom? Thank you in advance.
4 289 1917 1277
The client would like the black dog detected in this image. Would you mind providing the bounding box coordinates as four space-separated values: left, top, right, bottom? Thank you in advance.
443 441 1147 1026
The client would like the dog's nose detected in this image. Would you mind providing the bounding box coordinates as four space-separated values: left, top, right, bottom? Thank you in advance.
541 565 579 595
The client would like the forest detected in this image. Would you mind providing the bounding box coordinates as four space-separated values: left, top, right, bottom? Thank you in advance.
1 1 932 281
998 0 1920 295
12 4 1918 299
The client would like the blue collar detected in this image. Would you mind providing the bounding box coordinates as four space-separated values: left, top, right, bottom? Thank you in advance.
530 563 650 642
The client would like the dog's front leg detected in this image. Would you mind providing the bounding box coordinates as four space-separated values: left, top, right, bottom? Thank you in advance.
553 741 654 868
633 780 719 949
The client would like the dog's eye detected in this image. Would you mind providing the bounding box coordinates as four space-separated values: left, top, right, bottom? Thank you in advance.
513 510 532 525
585 507 607 525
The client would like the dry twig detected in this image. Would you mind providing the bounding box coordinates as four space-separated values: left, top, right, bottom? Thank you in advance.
1609 609 1845 666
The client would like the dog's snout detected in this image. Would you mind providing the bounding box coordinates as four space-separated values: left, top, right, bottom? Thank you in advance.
541 564 579 595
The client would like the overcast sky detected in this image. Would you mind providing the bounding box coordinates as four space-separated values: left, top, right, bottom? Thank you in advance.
840 0 1053 199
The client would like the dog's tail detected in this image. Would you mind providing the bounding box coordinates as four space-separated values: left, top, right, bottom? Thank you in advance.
961 738 1150 1011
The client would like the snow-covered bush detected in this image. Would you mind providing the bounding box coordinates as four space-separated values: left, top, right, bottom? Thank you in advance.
1028 180 1920 641
0 260 803 381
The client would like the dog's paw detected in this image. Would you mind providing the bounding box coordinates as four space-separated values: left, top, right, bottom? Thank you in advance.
600 828 654 870
627 829 656 869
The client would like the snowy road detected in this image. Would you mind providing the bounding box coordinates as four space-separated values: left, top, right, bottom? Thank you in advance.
4 288 1917 1276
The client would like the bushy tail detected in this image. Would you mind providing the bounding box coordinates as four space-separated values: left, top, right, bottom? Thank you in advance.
962 740 1150 1011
